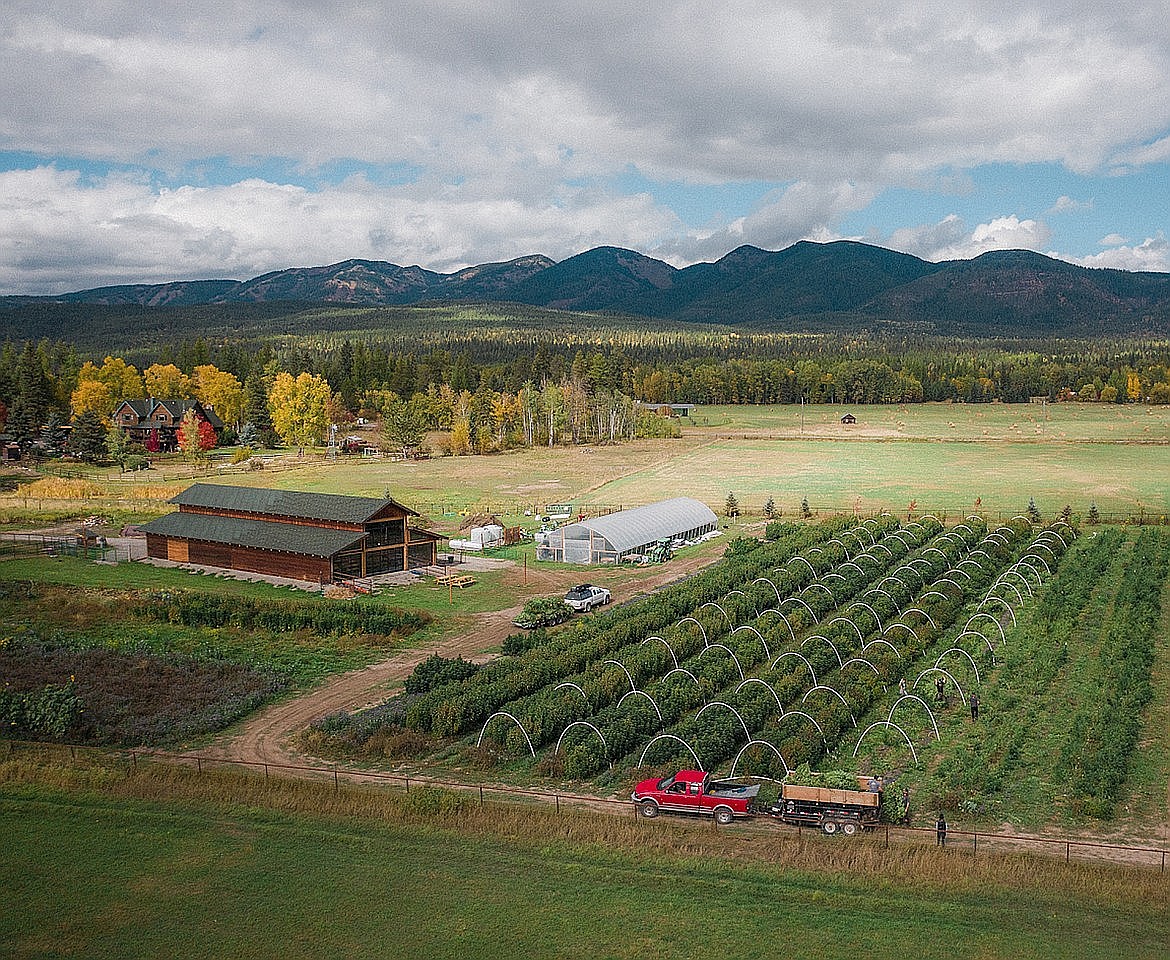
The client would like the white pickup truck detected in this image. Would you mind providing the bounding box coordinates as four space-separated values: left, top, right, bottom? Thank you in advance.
563 583 611 612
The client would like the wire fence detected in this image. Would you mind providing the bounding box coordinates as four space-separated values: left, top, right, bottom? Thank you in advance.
6 739 1166 873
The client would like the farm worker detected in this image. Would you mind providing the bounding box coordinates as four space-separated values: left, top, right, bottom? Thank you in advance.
969 691 980 722
936 813 947 847
934 675 947 706
867 776 879 792
899 677 908 696
900 787 911 825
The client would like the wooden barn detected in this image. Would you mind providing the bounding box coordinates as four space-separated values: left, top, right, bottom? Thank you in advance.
141 483 440 583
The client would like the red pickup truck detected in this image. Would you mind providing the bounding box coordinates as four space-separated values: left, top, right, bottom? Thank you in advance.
633 769 884 834
631 769 759 824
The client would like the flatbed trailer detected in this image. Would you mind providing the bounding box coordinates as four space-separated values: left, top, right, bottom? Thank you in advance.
766 777 882 835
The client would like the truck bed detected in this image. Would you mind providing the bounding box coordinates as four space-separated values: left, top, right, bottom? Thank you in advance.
706 780 761 800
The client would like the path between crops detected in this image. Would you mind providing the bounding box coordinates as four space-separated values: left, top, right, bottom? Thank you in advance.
204 551 723 771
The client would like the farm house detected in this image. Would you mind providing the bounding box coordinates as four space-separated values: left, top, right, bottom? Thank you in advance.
537 497 718 564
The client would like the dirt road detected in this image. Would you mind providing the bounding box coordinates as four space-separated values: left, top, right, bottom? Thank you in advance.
205 550 723 769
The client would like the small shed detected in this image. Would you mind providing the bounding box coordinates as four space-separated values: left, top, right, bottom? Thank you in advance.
538 497 717 564
840 413 857 424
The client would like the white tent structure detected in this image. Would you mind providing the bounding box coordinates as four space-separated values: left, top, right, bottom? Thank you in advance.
538 497 718 564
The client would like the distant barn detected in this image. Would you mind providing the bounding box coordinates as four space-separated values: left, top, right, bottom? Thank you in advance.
840 413 857 424
141 483 440 583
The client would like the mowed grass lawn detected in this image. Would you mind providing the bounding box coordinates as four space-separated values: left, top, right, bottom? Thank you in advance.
4 782 1167 960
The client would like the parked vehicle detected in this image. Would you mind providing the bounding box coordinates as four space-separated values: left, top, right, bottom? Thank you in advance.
563 583 611 612
631 770 760 824
632 769 883 834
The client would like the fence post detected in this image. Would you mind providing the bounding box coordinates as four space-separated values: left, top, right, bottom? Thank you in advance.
405 777 410 793
334 768 339 794
479 785 483 807
264 763 268 781
556 794 560 815
973 832 978 855
1066 841 1070 864
196 757 201 774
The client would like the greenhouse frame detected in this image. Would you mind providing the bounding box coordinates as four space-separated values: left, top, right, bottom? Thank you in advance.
538 497 718 564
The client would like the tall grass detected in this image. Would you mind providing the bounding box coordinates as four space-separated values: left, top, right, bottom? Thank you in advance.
3 745 1166 904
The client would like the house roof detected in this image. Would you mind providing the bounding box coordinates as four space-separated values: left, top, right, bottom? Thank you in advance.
113 398 224 430
140 511 366 558
558 497 717 553
171 482 417 523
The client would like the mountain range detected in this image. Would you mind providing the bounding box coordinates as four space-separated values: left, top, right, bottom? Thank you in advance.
6 241 1170 337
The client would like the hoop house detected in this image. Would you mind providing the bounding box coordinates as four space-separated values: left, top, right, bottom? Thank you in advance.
538 497 717 564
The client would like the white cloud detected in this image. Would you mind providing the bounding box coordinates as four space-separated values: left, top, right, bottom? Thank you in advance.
1048 195 1091 214
1099 233 1128 246
886 213 1051 262
4 2 1169 180
0 166 679 294
655 180 877 263
1 2 1169 289
1069 235 1170 272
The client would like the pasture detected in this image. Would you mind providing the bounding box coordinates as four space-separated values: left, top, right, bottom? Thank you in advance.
6 403 1164 524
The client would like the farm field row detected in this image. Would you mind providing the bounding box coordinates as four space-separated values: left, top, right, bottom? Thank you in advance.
3 767 1167 960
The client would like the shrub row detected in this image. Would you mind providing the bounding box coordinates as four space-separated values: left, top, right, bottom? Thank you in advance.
137 590 429 638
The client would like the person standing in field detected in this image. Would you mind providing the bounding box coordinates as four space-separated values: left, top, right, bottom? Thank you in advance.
970 691 980 722
936 812 947 846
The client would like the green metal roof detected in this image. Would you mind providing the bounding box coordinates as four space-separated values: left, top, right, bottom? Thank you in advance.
171 482 415 523
140 511 366 558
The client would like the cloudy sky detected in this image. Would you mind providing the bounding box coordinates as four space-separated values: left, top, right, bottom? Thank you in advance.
2 1 1169 294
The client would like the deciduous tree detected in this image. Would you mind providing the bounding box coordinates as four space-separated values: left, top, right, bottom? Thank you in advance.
144 363 192 399
177 409 216 463
193 364 245 428
268 371 331 454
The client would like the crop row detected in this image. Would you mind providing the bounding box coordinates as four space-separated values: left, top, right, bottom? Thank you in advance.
404 516 876 737
481 518 1072 780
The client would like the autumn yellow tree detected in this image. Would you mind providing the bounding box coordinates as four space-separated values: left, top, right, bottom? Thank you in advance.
70 376 114 419
268 371 331 453
94 356 143 404
144 363 192 399
193 364 245 428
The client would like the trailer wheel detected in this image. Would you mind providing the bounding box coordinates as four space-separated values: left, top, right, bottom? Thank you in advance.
841 820 859 837
639 800 659 819
713 807 734 825
821 820 838 835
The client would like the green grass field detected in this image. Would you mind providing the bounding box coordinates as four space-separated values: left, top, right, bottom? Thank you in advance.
691 401 1170 442
3 761 1167 960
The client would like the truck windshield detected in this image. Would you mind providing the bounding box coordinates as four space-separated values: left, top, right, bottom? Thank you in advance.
657 776 676 791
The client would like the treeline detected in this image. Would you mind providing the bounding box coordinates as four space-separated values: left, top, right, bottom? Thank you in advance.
4 328 1170 445
163 332 1170 407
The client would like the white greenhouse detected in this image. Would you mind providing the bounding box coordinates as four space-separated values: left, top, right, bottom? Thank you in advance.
537 497 718 564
